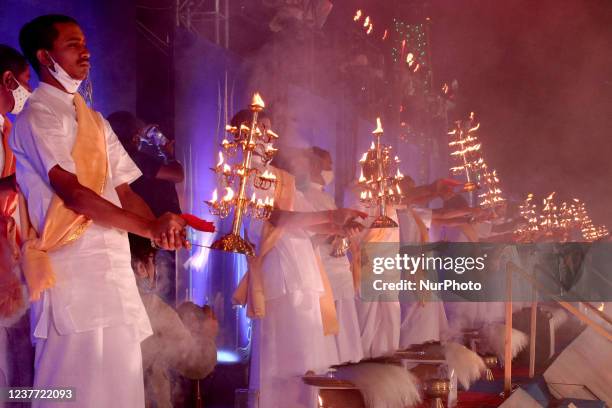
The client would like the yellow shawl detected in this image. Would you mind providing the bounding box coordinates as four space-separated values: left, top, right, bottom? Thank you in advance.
20 93 107 301
350 206 430 300
1 115 17 216
232 167 339 335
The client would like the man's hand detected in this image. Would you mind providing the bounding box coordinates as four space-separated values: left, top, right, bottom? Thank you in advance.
343 219 365 238
149 212 190 250
331 208 367 226
432 178 463 199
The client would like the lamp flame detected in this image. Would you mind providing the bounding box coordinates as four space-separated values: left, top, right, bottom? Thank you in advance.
251 92 265 109
222 187 234 202
217 151 224 167
359 168 366 183
373 117 383 134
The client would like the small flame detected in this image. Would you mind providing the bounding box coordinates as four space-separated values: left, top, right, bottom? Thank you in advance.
373 117 383 134
359 168 366 183
366 23 373 35
251 92 265 108
406 53 414 66
267 130 279 139
261 170 277 180
211 189 218 202
222 187 234 202
217 151 224 167
353 10 362 22
363 16 370 27
382 29 388 40
370 141 376 150
468 122 480 132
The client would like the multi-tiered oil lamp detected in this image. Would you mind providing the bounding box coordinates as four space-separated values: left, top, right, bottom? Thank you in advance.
357 117 404 228
206 93 279 256
448 112 482 205
477 163 506 210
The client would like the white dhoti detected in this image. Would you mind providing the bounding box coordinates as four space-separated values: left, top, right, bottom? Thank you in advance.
300 184 364 365
396 207 449 348
400 302 449 348
319 243 363 364
250 291 330 408
356 300 400 358
32 321 145 408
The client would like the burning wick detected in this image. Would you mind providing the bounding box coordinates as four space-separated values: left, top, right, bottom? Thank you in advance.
359 168 366 183
217 151 224 167
251 92 265 109
373 117 384 134
353 9 362 22
222 187 234 202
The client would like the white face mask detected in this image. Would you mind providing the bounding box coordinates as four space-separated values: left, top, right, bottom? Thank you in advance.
46 53 83 93
10 79 31 114
321 170 334 186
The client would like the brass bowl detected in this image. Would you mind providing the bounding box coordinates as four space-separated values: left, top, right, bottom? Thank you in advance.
423 378 451 399
482 354 499 368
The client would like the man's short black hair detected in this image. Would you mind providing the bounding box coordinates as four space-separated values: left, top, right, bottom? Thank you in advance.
19 14 79 74
0 45 28 79
230 108 269 129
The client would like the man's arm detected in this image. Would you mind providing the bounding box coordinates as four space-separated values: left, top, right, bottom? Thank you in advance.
269 208 367 229
49 166 185 247
116 183 155 220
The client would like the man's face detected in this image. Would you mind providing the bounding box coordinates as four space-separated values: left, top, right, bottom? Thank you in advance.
47 22 90 80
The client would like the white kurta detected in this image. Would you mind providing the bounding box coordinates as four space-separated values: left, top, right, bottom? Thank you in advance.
354 203 402 358
396 207 450 348
300 183 364 364
248 188 334 408
10 82 152 407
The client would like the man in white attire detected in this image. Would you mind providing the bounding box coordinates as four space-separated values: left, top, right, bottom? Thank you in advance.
300 146 364 364
12 15 189 407
397 178 481 348
229 114 365 408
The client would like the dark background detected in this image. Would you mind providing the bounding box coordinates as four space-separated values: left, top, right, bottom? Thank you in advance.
1 0 611 224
